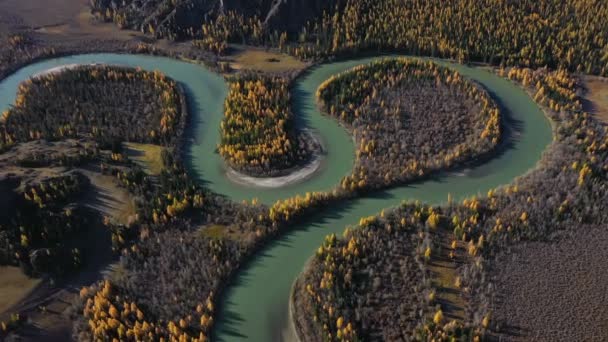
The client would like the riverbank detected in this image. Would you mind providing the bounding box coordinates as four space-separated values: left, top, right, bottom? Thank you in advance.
0 54 554 342
31 63 104 78
290 259 321 342
226 154 322 189
225 131 325 189
287 65 608 341
214 56 552 342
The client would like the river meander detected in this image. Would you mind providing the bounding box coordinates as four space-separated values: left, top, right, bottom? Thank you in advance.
0 54 552 341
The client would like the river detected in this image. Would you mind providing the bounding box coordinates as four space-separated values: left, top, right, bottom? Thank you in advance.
0 54 552 342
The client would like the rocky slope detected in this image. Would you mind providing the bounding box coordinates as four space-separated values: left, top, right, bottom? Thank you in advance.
90 0 338 39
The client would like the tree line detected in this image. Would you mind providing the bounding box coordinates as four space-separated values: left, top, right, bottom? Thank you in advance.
295 205 481 341
293 0 608 76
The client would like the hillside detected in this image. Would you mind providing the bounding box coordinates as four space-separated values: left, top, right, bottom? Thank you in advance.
90 0 337 39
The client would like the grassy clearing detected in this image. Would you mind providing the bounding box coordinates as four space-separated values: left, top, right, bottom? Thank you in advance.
229 46 307 73
124 143 165 175
0 266 41 314
429 259 465 321
198 224 248 241
92 173 136 225
199 224 228 239
80 170 137 225
583 77 608 124
115 196 137 225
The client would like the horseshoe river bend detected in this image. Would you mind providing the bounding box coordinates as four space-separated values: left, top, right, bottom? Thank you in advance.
0 54 552 341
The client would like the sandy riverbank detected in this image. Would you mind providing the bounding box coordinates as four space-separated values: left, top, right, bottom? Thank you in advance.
225 131 326 189
225 153 323 189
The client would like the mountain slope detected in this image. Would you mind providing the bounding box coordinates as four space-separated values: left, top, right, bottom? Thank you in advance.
90 0 338 39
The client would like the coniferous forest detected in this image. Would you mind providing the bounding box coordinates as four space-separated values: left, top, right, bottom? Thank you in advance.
0 65 187 280
219 74 317 176
292 0 608 75
1 66 186 150
0 1 607 341
317 59 500 190
92 0 608 75
293 66 608 341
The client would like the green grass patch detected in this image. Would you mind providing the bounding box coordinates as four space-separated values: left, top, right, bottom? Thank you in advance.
124 143 165 175
198 224 250 241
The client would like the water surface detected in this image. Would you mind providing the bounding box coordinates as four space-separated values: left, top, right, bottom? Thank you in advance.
0 54 552 342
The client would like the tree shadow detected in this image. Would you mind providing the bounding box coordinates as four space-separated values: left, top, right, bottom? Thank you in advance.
180 82 211 188
290 80 316 130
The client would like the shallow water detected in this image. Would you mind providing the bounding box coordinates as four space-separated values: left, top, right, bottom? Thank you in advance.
0 54 552 342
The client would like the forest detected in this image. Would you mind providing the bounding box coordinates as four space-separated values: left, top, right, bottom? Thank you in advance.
0 57 275 340
73 228 240 342
292 66 608 340
154 0 608 75
0 56 602 342
219 74 317 176
265 58 500 225
0 173 90 275
0 64 188 281
94 0 608 76
0 65 234 340
66 60 608 342
194 12 268 56
291 0 608 76
0 0 606 339
89 0 334 42
0 33 52 81
317 58 500 190
68 58 499 341
0 65 186 151
294 205 480 341
73 151 272 341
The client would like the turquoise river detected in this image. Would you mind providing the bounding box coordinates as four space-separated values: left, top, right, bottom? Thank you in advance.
0 54 552 341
